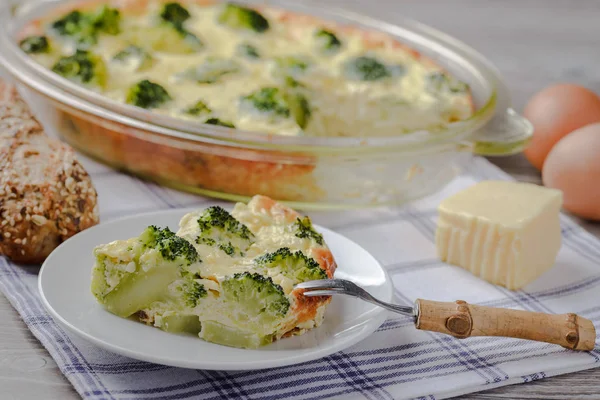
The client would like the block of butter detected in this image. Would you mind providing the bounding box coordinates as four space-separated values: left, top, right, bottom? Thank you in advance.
435 180 563 290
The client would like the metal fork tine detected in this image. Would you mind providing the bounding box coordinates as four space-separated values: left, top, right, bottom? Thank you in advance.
302 290 338 297
295 279 347 290
302 286 347 293
296 278 417 318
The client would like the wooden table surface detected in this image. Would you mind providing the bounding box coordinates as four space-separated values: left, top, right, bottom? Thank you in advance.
1 0 599 399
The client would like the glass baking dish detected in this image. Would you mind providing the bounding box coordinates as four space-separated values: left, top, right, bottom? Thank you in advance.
0 0 533 209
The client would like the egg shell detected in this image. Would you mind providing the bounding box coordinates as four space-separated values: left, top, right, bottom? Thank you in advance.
523 84 600 170
542 122 600 220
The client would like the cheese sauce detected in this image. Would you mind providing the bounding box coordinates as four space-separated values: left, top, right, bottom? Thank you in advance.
28 1 473 137
176 203 318 294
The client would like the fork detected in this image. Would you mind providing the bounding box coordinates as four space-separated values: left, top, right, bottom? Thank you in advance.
295 279 596 351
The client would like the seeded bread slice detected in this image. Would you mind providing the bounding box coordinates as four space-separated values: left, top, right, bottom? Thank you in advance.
0 81 99 264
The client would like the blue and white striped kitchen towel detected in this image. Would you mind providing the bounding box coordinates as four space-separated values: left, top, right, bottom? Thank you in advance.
1 155 599 400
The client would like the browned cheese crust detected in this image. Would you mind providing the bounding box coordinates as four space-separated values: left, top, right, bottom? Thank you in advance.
287 247 336 331
252 196 337 332
0 81 100 264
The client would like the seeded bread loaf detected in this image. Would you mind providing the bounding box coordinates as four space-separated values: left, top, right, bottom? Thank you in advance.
0 80 99 264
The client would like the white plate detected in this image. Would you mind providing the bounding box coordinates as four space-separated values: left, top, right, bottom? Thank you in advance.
38 208 393 370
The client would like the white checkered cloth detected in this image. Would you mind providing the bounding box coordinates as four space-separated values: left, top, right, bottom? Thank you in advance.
1 155 599 400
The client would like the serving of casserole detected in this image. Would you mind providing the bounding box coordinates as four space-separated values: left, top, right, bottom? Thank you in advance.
91 195 336 349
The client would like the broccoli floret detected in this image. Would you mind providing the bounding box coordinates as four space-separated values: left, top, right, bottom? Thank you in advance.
112 45 154 71
221 272 290 326
92 254 182 318
195 206 254 255
51 50 107 87
427 72 469 93
283 76 304 88
218 3 269 33
218 242 236 256
51 10 97 47
19 36 50 54
51 6 120 47
176 58 239 84
139 225 199 266
241 87 309 128
240 87 290 118
197 206 253 240
144 309 202 334
51 10 89 36
159 2 191 28
236 43 260 59
314 29 341 52
92 5 121 35
91 226 200 318
124 24 203 54
183 100 235 127
275 56 309 75
157 3 204 51
204 118 235 128
126 80 172 109
284 91 311 129
199 320 274 348
183 100 211 116
200 238 216 246
177 278 208 308
256 248 327 282
343 56 390 81
294 216 324 245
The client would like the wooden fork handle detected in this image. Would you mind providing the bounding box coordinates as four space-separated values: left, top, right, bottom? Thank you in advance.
415 299 597 351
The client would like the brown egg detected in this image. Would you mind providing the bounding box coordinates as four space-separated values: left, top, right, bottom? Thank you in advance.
523 84 600 170
543 123 600 220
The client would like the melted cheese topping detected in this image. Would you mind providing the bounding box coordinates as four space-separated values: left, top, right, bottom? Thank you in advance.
28 1 473 137
176 202 318 293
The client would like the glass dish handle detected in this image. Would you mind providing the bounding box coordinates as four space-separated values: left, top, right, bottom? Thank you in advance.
467 108 533 156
